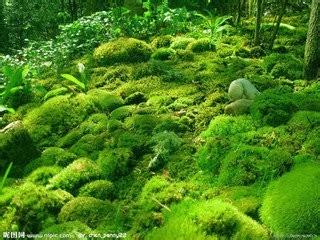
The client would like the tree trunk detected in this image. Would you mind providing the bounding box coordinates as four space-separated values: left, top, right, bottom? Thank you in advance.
254 0 263 46
269 0 288 49
304 0 320 80
236 0 242 25
0 0 8 53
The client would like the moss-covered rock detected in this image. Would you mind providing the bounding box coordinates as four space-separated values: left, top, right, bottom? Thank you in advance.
58 197 114 228
97 148 133 180
110 105 135 121
0 122 40 176
48 158 102 194
86 89 124 113
151 35 173 48
151 48 176 61
170 37 195 50
9 183 67 233
146 199 269 240
93 38 152 65
124 92 147 105
260 163 320 235
78 180 114 200
27 166 62 185
187 38 216 53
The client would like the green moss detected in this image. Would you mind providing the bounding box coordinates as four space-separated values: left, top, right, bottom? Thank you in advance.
151 35 173 48
23 95 95 146
260 163 320 235
0 124 40 176
27 166 62 185
218 145 292 186
110 105 135 121
175 49 195 61
125 114 159 134
24 147 77 175
146 199 268 240
151 48 176 61
187 38 216 53
251 87 298 127
86 89 124 113
301 127 320 156
263 53 303 80
9 183 67 233
124 92 147 105
58 197 114 228
69 133 106 160
40 221 92 240
78 180 114 200
170 37 195 50
47 158 102 194
153 117 189 133
93 38 152 65
97 148 133 180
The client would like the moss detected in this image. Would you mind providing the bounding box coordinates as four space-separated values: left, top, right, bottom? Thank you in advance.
86 89 124 113
107 119 125 133
151 35 173 48
40 221 92 240
175 49 195 61
301 127 320 156
58 197 114 229
125 114 159 134
146 199 268 240
218 145 292 186
47 158 102 194
9 183 67 233
251 87 298 127
93 38 152 65
0 124 40 176
27 166 62 185
124 92 147 105
24 147 77 175
23 95 95 146
170 37 195 50
78 180 114 200
260 163 320 235
69 133 106 160
263 53 303 80
187 38 216 53
153 117 189 133
110 105 135 121
151 48 176 61
112 131 148 156
147 95 175 107
97 148 133 180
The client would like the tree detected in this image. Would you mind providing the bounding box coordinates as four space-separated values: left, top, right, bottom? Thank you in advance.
0 0 8 52
304 0 320 79
254 0 264 46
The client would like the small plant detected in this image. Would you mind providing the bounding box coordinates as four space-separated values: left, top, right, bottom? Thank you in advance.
0 162 13 193
59 62 88 93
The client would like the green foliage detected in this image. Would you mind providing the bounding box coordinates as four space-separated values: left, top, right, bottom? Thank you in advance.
263 53 303 79
27 166 62 186
260 163 320 235
0 162 13 193
170 37 195 49
60 74 86 92
151 48 176 61
124 92 147 105
187 38 216 53
78 180 114 200
0 125 40 176
0 64 32 109
146 199 268 240
9 183 68 233
40 221 92 240
58 197 114 229
251 87 298 127
218 146 292 186
151 35 173 48
47 158 102 194
97 148 133 180
93 38 152 65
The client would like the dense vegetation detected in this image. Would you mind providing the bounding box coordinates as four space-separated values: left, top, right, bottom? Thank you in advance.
0 0 319 239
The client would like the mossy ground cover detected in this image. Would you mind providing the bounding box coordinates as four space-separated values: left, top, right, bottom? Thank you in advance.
0 16 318 239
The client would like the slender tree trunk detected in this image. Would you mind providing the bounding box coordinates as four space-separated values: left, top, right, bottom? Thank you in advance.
236 0 242 25
254 0 263 46
269 0 288 49
304 0 320 79
0 0 8 53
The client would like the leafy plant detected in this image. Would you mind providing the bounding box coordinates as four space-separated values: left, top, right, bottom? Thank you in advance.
60 63 88 93
0 162 13 193
196 13 233 40
0 64 32 109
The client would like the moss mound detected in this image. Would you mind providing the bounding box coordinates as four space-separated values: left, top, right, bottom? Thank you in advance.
146 199 269 240
58 197 114 228
93 38 152 65
78 180 114 200
260 163 320 235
